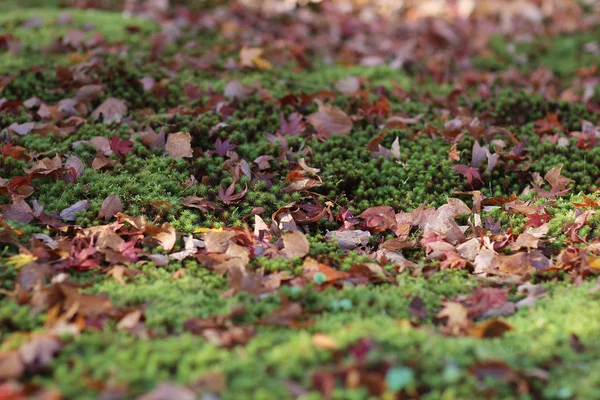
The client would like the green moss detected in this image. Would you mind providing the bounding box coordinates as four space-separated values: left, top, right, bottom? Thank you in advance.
21 275 599 399
0 9 157 74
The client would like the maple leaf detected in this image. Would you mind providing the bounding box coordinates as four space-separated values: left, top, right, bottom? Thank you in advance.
106 265 142 286
523 213 552 228
119 239 142 263
533 112 563 135
573 194 600 208
214 137 237 156
217 183 247 205
544 165 573 193
447 143 460 161
278 112 305 136
109 135 133 157
182 196 220 212
452 164 483 187
436 302 470 335
240 47 272 70
1 142 30 160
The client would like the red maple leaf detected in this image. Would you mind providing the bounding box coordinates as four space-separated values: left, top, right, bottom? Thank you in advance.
534 112 563 135
452 164 483 187
523 213 552 229
109 135 134 157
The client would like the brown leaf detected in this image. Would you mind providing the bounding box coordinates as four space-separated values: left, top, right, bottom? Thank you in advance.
303 257 351 282
181 196 219 212
23 154 63 176
544 165 573 193
91 97 127 124
98 194 122 220
281 178 322 193
165 132 193 160
89 136 112 155
204 231 238 253
447 143 460 161
492 251 552 276
281 230 309 258
106 265 141 286
468 319 513 338
307 99 352 137
145 223 176 251
510 233 539 251
258 302 305 327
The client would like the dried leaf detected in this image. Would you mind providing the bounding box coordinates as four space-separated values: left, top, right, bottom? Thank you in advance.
59 200 90 221
437 302 469 335
91 97 127 124
281 231 309 258
312 334 338 350
307 99 352 137
98 194 122 220
165 132 193 160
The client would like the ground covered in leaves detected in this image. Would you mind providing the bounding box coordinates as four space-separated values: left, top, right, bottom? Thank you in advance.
1 0 600 399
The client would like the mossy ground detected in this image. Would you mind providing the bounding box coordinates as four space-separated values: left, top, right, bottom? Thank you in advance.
1 3 600 399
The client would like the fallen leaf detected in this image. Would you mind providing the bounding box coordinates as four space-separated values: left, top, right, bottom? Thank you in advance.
281 231 310 258
325 230 370 250
138 383 196 400
437 302 469 335
240 47 272 70
224 80 252 100
59 200 90 221
468 319 513 338
165 132 193 160
307 99 352 137
312 333 338 350
5 253 37 269
98 194 122 220
91 98 127 124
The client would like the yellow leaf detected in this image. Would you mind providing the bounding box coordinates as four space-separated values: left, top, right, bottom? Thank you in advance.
312 333 338 350
5 254 37 269
588 256 600 270
194 227 223 234
253 56 273 70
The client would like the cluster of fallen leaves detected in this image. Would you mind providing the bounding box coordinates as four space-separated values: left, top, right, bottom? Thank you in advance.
1 0 600 398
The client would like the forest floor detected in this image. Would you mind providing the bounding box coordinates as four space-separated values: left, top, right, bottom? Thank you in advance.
1 1 600 399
